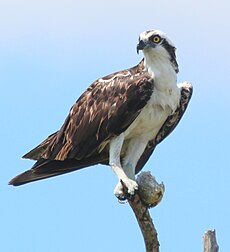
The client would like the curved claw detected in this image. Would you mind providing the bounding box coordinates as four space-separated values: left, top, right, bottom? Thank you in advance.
114 179 138 200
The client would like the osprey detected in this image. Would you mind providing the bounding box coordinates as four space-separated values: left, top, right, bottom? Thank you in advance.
9 30 193 199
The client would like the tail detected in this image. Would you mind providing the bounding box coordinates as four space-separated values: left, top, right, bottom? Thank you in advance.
9 159 98 186
9 169 64 186
9 154 109 186
9 159 82 186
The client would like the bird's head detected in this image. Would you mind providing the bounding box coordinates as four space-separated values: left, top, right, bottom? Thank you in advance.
137 30 179 73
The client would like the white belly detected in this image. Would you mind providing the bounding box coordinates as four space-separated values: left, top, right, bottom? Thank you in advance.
124 86 180 142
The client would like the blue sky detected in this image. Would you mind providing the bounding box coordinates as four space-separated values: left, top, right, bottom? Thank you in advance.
1 0 230 251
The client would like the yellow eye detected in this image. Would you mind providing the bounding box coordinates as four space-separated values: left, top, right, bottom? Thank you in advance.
152 35 161 43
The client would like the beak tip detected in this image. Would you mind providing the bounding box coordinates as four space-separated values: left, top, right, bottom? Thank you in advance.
136 40 146 54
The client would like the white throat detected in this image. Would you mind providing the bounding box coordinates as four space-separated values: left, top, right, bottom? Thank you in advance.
144 49 176 86
143 48 180 112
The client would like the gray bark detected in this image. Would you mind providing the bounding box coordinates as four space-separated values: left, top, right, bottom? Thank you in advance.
203 230 219 252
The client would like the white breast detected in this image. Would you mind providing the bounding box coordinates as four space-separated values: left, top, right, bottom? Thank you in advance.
124 51 180 142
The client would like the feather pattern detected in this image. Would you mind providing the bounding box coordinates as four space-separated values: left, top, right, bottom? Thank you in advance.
9 60 155 186
9 80 192 186
25 60 154 162
9 29 193 187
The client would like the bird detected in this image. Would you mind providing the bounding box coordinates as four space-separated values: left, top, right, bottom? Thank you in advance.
9 29 193 199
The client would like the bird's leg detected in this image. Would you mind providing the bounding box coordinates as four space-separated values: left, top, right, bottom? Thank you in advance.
122 138 148 180
109 133 138 199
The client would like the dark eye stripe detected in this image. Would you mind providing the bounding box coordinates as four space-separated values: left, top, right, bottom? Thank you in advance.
162 39 179 73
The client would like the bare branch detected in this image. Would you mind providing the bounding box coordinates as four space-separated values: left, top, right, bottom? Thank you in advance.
124 172 164 252
121 172 220 252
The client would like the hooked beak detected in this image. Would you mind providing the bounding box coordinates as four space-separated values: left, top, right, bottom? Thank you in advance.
136 40 147 54
136 39 155 54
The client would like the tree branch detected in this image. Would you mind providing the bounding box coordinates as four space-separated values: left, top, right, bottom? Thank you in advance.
121 172 220 252
124 172 165 252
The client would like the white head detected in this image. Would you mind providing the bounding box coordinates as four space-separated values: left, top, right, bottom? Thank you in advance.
137 30 179 73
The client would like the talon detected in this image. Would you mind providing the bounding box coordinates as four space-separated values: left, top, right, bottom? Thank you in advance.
114 179 138 199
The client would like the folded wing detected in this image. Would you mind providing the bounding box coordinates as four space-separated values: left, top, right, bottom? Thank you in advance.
10 62 156 186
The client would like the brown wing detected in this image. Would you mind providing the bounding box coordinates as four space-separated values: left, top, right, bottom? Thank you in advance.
9 61 155 186
47 74 153 161
135 82 193 174
23 61 148 161
25 63 153 162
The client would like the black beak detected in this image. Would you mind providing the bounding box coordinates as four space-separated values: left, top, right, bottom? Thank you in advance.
136 40 147 54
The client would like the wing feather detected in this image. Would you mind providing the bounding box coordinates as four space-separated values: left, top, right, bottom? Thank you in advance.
10 61 156 186
23 60 153 162
10 80 192 186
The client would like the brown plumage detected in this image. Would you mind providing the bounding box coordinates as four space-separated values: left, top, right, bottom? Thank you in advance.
9 60 193 187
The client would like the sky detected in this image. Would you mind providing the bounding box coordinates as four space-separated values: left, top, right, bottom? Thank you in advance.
1 0 230 251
